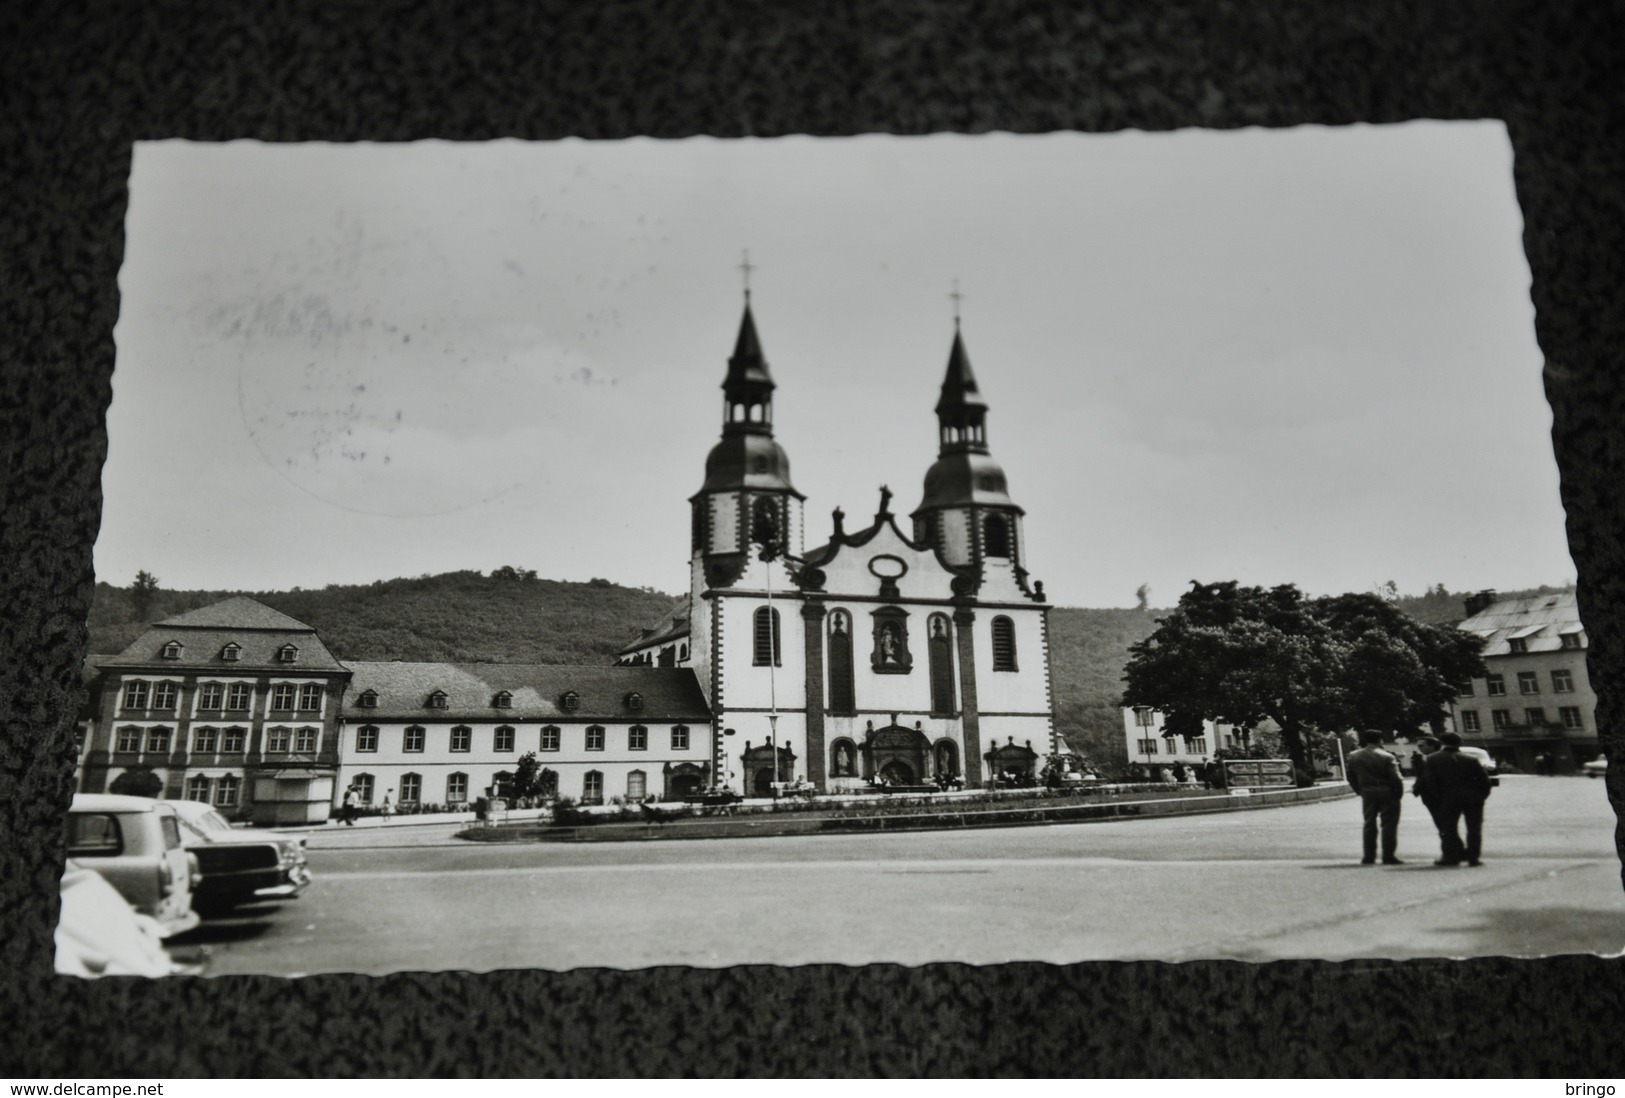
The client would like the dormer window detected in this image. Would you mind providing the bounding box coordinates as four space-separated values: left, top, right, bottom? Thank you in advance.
492 691 513 709
427 690 449 710
221 643 241 662
161 641 183 660
277 644 299 663
560 690 580 712
625 692 644 712
1508 638 1527 654
358 689 379 709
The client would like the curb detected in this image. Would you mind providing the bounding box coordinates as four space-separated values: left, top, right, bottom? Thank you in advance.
460 783 1355 843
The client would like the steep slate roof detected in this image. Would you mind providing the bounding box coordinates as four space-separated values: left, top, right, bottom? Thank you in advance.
1458 591 1584 657
158 596 316 631
617 596 691 654
346 662 711 721
101 597 346 671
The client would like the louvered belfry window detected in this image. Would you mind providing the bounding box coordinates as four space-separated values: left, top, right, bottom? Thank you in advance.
991 615 1018 672
754 606 781 666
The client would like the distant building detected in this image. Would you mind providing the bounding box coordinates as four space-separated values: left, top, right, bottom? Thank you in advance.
78 597 350 825
1121 707 1248 776
1448 589 1596 772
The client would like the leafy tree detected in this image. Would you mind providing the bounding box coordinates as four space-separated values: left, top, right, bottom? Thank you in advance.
512 751 542 799
131 570 160 621
1122 581 1486 787
108 765 163 798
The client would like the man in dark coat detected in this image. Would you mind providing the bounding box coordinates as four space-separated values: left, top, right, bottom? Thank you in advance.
1413 731 1493 866
1345 729 1407 865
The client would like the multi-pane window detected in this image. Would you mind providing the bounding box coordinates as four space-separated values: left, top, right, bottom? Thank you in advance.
294 727 318 753
122 681 150 711
352 773 375 804
1517 671 1540 695
1552 669 1575 693
226 683 252 711
627 770 647 800
358 689 379 709
277 645 298 663
560 691 580 711
193 727 219 753
1525 708 1545 727
494 726 515 752
1137 738 1160 755
450 726 472 752
214 775 240 807
1134 707 1156 728
1460 710 1481 732
1562 632 1584 650
492 691 513 709
1457 681 1475 698
145 728 171 753
299 684 323 711
585 725 605 751
185 775 211 802
1184 737 1208 754
266 727 291 752
1508 637 1528 654
1485 674 1506 697
116 727 143 753
151 682 177 710
162 641 183 660
1491 709 1511 730
400 773 422 805
1561 706 1585 729
671 725 690 750
991 616 1018 672
446 772 469 804
222 727 246 753
582 770 604 804
355 725 379 752
270 684 296 711
403 726 425 753
221 643 241 661
629 725 648 751
427 691 449 709
540 726 561 751
197 683 224 710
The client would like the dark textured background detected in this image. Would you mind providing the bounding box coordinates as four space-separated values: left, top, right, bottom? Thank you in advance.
4 0 1624 1078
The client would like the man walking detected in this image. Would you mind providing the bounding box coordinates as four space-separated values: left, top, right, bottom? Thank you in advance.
341 782 360 826
1345 729 1406 865
1414 731 1493 866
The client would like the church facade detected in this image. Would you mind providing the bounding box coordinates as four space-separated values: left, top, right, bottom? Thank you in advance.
620 298 1057 795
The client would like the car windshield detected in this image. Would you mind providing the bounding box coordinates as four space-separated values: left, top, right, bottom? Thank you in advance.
175 806 235 841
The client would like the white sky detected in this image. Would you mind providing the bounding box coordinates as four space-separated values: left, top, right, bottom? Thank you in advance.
100 124 1572 608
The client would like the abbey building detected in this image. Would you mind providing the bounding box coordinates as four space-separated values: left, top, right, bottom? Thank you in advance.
75 298 1057 821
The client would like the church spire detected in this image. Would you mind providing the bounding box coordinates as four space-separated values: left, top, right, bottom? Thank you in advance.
934 326 989 455
721 269 775 436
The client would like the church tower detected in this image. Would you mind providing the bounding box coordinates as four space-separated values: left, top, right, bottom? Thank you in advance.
910 323 1029 583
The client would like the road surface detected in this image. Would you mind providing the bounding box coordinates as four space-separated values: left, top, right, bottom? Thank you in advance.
172 774 1625 975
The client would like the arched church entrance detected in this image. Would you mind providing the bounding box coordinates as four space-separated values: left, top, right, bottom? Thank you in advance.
664 762 707 799
742 742 796 797
865 723 930 787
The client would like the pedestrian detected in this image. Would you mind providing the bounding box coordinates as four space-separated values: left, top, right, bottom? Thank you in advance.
341 782 360 826
1345 729 1407 865
1413 731 1492 867
1171 761 1188 784
381 789 395 824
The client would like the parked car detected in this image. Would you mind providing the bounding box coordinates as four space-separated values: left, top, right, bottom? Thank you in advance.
167 798 311 916
56 859 196 977
1584 756 1608 778
64 794 201 938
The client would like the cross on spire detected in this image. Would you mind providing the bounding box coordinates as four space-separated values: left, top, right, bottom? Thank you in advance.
949 279 963 328
739 250 755 301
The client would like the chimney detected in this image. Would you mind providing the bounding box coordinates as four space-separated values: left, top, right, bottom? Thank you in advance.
1464 589 1498 618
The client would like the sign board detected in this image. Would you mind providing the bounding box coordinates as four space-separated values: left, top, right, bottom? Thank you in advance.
1223 759 1295 788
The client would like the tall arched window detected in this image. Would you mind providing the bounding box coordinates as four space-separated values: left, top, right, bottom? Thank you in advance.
828 610 855 714
984 513 1011 558
991 615 1018 671
583 770 604 805
928 613 956 715
751 495 781 548
754 606 781 666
